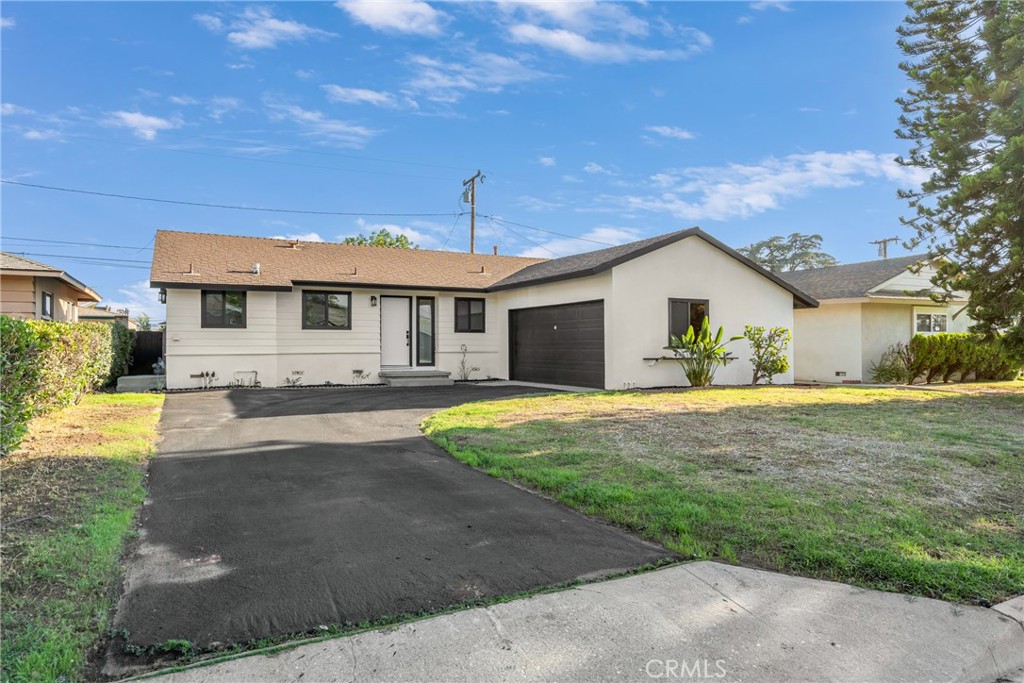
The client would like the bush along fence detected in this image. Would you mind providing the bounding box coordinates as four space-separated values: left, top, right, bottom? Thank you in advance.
871 332 1022 385
0 315 135 455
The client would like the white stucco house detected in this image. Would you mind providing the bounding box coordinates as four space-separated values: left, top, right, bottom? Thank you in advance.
149 228 817 390
780 255 970 384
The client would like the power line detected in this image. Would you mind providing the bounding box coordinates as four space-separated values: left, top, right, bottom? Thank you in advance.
1 180 464 218
486 218 558 257
64 133 458 182
6 251 150 263
1 236 154 250
6 252 151 269
482 215 615 247
441 213 463 251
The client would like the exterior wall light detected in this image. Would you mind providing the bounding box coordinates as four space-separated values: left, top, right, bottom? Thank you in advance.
370 296 377 307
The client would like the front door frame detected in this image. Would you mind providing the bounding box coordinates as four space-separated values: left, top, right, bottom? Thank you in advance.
380 295 413 367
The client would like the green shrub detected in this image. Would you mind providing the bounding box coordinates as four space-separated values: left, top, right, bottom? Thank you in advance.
0 317 43 456
108 322 136 384
669 317 743 387
870 341 918 385
874 333 1022 385
743 325 791 385
0 317 136 455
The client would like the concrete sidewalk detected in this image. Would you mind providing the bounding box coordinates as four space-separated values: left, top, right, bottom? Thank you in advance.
145 562 1023 683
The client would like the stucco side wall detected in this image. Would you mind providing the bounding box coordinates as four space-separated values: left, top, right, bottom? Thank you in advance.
792 303 863 383
610 237 796 388
859 301 971 380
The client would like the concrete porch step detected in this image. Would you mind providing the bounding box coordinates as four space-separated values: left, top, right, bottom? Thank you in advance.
378 370 454 387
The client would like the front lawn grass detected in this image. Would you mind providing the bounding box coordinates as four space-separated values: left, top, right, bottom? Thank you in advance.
423 384 1024 606
1 392 164 683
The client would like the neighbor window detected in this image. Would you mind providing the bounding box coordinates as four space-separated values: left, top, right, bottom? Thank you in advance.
201 290 247 328
302 291 351 330
455 297 485 333
41 291 54 319
915 310 948 334
668 298 709 343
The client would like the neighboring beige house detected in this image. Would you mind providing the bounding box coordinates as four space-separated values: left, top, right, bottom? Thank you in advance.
150 228 817 390
0 252 102 322
79 303 138 329
781 255 970 384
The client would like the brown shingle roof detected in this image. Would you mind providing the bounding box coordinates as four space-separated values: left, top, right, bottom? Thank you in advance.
0 251 102 301
149 230 547 291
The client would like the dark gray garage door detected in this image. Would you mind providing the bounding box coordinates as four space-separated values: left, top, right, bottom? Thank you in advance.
509 300 605 388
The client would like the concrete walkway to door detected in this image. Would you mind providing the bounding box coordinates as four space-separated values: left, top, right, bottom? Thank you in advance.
108 385 671 670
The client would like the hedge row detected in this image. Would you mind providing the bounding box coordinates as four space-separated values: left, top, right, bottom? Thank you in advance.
871 333 1022 385
0 316 135 455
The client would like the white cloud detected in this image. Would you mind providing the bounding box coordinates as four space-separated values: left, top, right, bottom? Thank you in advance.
496 1 648 36
263 98 378 147
227 62 255 70
645 125 695 141
737 15 753 24
271 232 325 242
100 280 166 322
295 69 316 80
750 0 793 11
537 156 556 167
322 85 400 108
336 0 446 36
517 195 562 212
2 103 34 116
1 17 15 29
195 7 335 50
106 111 182 140
518 226 641 258
583 161 612 175
609 150 929 222
23 129 62 141
507 24 710 63
168 95 200 106
406 51 546 103
561 174 583 183
208 96 244 121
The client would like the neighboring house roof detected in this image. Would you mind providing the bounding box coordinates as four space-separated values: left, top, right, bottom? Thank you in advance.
149 228 818 307
779 254 939 301
0 251 102 301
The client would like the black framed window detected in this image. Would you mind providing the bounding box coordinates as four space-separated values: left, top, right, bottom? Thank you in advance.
302 291 351 330
417 297 435 366
454 297 486 333
41 291 54 319
668 298 709 342
202 290 247 328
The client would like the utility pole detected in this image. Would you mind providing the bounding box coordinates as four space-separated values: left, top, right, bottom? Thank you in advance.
869 237 900 259
462 170 484 254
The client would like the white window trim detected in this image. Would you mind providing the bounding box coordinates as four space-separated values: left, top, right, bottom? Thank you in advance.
41 290 54 320
912 306 948 336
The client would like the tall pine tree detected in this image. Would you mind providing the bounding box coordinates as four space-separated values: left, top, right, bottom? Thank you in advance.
896 1 1024 353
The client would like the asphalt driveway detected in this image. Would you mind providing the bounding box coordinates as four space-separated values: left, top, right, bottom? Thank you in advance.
112 384 672 650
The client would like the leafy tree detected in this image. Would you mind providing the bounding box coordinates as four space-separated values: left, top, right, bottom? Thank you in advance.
896 0 1024 354
132 313 152 331
737 233 838 272
743 325 791 385
341 228 418 249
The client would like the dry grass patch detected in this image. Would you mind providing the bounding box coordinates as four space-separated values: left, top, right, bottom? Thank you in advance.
424 385 1023 605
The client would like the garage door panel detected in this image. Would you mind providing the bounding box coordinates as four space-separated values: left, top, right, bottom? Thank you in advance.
510 300 605 389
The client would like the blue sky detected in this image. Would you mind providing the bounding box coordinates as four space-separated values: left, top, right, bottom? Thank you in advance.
1 1 922 320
